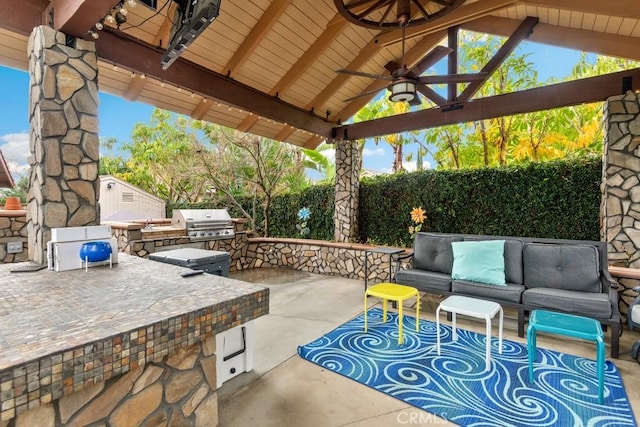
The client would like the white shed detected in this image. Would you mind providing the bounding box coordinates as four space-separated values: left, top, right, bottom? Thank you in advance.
99 175 166 221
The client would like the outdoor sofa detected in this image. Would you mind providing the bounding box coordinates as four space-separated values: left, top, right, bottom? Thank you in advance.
394 232 622 358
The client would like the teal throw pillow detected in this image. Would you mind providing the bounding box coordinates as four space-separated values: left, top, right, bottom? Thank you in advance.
451 240 506 286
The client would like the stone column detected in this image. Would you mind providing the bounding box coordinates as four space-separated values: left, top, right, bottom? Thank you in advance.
334 139 360 242
27 26 100 264
601 91 640 267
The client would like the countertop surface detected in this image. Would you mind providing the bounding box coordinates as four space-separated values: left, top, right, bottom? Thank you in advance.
0 254 266 370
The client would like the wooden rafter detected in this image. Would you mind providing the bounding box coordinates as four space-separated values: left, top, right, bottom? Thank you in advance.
224 0 293 77
457 16 538 102
245 13 349 135
462 16 640 62
95 30 334 138
190 98 210 120
331 68 640 141
123 73 146 101
271 14 348 98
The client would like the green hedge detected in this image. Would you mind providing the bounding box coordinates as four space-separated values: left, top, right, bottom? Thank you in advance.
359 157 602 247
169 157 602 246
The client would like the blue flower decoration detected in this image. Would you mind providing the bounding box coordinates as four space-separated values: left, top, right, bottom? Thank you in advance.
298 207 311 221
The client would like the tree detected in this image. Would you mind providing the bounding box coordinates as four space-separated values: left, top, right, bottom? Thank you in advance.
302 142 336 184
194 124 308 236
354 98 421 173
121 109 209 203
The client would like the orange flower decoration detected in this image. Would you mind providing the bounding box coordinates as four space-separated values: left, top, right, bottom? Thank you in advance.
410 207 426 224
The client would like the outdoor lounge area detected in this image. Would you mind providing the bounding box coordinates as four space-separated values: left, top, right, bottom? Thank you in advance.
2 1 640 426
220 267 640 426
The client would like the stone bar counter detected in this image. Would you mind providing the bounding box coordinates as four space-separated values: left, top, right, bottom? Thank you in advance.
0 254 269 426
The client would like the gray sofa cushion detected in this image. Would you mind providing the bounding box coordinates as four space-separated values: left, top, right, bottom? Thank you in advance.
413 233 462 274
464 236 524 285
523 288 612 319
523 243 601 293
395 269 451 292
452 280 524 303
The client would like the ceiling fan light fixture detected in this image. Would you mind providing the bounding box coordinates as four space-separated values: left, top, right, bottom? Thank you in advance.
389 80 416 103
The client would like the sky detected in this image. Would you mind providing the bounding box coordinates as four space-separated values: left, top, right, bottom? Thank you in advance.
0 40 586 183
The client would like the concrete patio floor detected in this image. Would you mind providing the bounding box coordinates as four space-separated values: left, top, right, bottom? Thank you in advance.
220 268 640 426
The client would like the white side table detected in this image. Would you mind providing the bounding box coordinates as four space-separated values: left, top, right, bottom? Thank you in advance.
436 295 503 371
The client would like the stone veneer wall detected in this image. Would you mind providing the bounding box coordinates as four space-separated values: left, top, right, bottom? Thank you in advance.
333 140 360 243
27 26 100 265
4 337 219 427
0 211 28 263
602 91 640 267
110 221 404 283
602 91 640 315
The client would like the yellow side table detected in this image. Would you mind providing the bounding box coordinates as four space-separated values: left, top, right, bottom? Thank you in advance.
364 283 420 344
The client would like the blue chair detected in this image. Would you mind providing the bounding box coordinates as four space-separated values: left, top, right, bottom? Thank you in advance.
629 286 640 360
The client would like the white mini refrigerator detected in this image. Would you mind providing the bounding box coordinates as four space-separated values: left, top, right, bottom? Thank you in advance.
216 320 255 388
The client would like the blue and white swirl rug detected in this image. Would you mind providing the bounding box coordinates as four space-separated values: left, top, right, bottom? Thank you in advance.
298 308 636 426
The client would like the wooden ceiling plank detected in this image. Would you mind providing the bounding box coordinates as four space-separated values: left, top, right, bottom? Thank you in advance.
270 14 348 97
151 0 177 49
520 0 640 20
123 74 147 101
224 0 293 77
462 16 640 61
49 0 119 38
303 134 324 149
457 16 539 102
96 30 333 138
333 68 640 141
374 0 519 47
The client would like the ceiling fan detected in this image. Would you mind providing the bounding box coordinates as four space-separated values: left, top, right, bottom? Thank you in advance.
336 0 485 105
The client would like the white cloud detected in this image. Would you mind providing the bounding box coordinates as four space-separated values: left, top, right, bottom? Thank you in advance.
404 161 418 172
0 133 30 178
362 147 385 157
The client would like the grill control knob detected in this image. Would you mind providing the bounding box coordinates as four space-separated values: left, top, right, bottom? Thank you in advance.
199 231 205 236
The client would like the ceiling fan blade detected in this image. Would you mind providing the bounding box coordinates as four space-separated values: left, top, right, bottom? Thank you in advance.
342 86 388 103
416 85 447 106
417 73 487 84
336 69 393 81
408 45 453 77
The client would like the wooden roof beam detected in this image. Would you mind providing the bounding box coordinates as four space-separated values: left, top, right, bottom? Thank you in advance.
332 68 640 141
95 30 333 138
0 0 47 36
462 16 640 62
457 16 538 102
224 0 292 77
48 0 119 38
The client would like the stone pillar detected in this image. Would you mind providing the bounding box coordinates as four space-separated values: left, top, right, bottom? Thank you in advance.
601 91 640 267
333 139 360 242
27 26 100 264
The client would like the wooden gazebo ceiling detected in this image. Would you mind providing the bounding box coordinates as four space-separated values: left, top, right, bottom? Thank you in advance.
1 0 639 148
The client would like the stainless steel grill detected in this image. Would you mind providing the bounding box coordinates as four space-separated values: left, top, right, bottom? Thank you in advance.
171 209 235 241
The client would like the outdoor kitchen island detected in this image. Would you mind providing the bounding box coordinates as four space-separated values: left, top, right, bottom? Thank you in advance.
0 254 269 426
